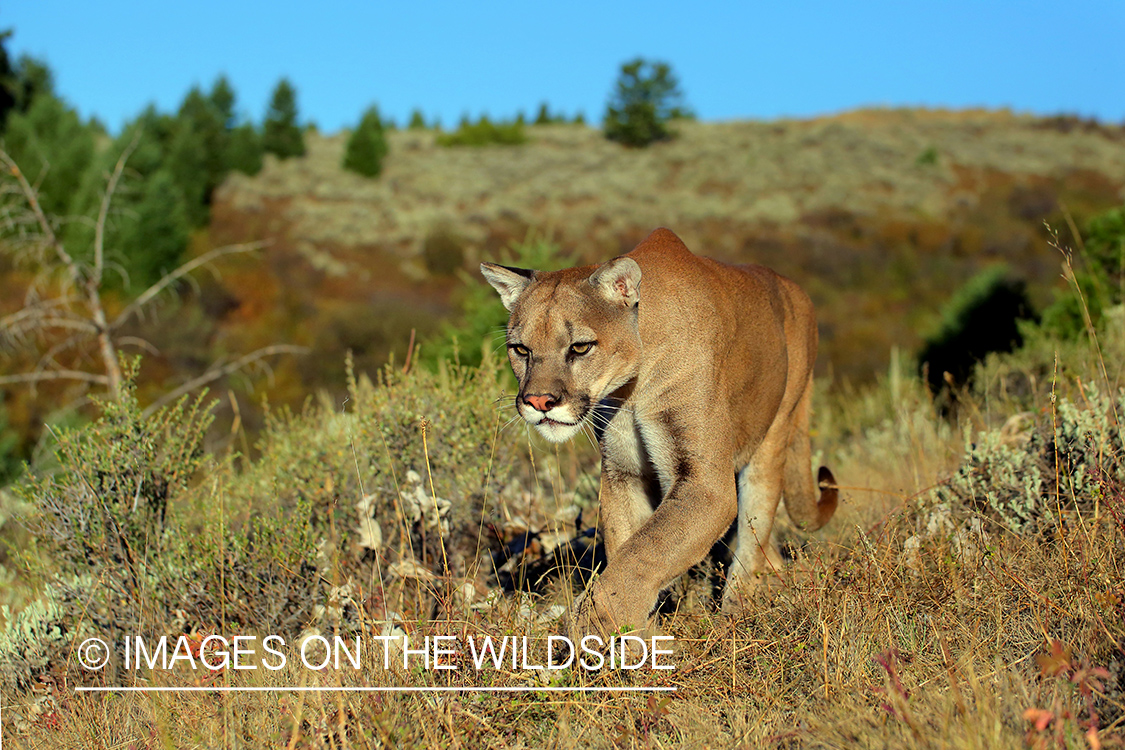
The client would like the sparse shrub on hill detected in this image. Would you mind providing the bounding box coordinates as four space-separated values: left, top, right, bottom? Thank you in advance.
421 226 465 276
603 58 690 148
917 265 1036 395
533 101 569 125
915 146 939 166
342 105 389 178
263 77 305 159
436 114 526 147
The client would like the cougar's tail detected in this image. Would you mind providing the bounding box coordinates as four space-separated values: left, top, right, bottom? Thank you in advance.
782 382 839 532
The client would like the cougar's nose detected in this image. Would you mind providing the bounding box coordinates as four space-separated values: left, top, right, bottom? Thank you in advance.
523 393 558 412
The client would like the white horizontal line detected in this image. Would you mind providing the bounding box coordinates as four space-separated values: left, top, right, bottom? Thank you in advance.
76 686 676 693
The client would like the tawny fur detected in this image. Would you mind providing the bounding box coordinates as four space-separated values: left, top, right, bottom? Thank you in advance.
481 227 837 638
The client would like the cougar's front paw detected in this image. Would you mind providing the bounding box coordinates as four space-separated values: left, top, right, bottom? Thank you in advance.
568 578 651 644
720 585 751 617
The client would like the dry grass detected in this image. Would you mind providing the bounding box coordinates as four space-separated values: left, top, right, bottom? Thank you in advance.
4 334 1124 749
222 111 1125 262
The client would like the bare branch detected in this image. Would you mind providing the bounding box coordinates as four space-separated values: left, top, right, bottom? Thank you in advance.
94 132 142 285
116 336 160 356
26 317 98 335
0 147 81 287
33 332 93 375
1 309 95 347
112 242 266 329
0 370 110 386
1 300 73 333
140 344 308 418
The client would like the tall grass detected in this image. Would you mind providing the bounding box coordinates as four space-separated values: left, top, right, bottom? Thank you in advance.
2 255 1124 748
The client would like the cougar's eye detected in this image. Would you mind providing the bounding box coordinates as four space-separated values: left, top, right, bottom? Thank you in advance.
510 344 530 357
569 341 595 356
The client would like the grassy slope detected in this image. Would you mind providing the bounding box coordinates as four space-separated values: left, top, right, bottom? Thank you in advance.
214 109 1125 381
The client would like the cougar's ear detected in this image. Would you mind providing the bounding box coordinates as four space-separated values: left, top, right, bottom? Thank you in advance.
589 257 641 308
480 263 535 311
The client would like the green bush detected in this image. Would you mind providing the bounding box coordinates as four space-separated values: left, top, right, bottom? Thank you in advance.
0 403 19 485
1039 206 1125 339
343 105 389 178
0 339 553 685
603 58 690 148
915 146 939 166
436 115 526 147
916 265 1036 393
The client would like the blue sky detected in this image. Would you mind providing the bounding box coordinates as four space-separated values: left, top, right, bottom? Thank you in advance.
4 1 1123 134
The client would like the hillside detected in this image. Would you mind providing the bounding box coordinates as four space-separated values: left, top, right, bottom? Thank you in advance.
4 108 1125 749
213 108 1125 381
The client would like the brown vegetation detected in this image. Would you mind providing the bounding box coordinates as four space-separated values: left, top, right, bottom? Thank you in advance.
215 109 1125 385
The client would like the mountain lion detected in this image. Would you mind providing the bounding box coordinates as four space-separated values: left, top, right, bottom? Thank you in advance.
481 227 837 638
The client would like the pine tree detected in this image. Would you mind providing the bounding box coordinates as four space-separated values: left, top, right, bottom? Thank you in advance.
407 108 427 130
534 102 552 125
167 86 229 226
227 122 263 175
342 106 388 178
0 29 17 129
121 169 190 289
603 58 690 147
60 108 171 259
15 55 53 110
3 93 95 216
209 75 236 129
262 78 305 159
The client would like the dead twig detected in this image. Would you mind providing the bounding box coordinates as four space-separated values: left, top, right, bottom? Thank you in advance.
140 344 309 418
112 241 266 329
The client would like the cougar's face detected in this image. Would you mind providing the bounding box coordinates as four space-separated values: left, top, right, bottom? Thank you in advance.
505 276 641 443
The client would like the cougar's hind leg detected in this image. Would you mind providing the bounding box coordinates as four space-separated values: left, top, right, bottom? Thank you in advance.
723 432 788 614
